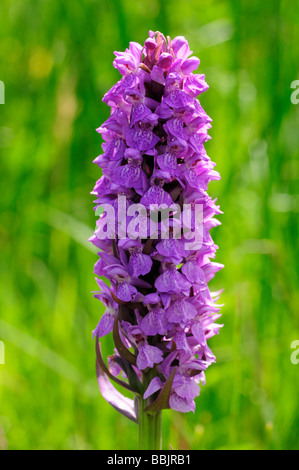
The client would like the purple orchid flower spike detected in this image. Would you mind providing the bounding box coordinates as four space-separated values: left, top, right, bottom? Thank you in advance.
91 31 223 450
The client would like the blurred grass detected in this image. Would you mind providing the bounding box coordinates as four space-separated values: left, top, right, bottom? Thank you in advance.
0 0 298 450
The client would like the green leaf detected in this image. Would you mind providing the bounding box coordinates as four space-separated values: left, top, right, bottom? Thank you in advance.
96 361 137 423
113 356 144 395
95 334 135 393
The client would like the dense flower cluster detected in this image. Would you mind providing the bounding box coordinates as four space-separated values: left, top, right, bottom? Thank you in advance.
91 31 223 414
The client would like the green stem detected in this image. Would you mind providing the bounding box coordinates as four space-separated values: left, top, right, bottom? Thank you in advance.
138 396 162 450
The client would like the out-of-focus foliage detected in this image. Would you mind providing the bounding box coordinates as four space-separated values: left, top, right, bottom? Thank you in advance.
0 0 298 450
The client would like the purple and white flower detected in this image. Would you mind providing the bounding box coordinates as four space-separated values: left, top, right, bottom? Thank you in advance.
92 31 223 417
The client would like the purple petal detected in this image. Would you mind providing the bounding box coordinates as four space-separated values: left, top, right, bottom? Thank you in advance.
144 377 163 399
131 103 152 126
104 264 129 279
142 292 160 305
137 344 163 370
155 268 191 294
166 299 197 324
159 52 173 69
92 313 114 338
150 65 166 85
140 307 168 336
164 92 192 110
140 185 174 208
181 261 206 286
156 239 186 263
181 56 200 75
125 127 160 151
172 329 192 353
157 151 178 174
169 393 195 413
191 321 206 346
172 374 200 400
202 262 224 282
128 252 153 277
184 74 209 97
116 282 138 302
171 36 192 60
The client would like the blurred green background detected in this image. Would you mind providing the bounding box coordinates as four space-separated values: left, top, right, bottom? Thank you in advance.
0 0 298 450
